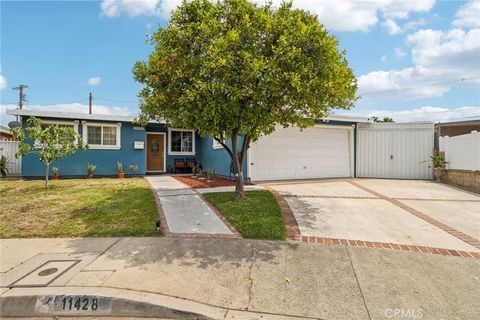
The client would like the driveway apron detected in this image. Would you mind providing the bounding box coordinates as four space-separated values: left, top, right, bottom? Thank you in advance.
146 176 234 235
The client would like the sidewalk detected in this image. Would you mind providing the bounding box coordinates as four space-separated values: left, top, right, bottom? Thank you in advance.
146 176 238 237
1 237 479 319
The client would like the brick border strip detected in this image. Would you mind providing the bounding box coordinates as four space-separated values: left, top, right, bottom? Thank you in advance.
196 192 242 238
301 236 480 259
264 186 301 241
173 176 243 238
282 195 378 199
348 181 480 250
145 176 242 239
144 176 171 237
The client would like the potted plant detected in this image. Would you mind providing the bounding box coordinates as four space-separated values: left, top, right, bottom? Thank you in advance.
87 163 96 179
207 169 215 182
117 161 125 178
52 167 60 180
0 155 9 178
129 164 139 176
426 155 447 182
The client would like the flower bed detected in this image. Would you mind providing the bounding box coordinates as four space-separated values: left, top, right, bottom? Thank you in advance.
174 175 252 189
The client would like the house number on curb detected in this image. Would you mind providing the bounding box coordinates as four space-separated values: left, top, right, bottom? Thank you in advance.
35 295 112 315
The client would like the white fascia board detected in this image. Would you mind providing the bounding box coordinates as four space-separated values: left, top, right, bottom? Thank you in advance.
7 109 165 124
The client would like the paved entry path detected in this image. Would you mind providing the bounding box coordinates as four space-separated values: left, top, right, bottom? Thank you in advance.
146 176 237 237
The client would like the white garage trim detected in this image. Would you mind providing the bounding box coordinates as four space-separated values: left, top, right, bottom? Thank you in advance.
248 124 354 181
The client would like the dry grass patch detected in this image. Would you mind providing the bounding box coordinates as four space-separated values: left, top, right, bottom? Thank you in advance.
0 178 161 238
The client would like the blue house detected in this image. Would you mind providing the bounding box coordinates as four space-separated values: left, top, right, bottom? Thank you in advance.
8 109 371 181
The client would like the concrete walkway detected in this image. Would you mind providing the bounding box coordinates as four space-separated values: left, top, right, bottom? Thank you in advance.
1 237 479 319
146 176 235 236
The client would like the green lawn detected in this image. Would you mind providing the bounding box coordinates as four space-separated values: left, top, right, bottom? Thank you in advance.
0 178 161 238
203 190 286 240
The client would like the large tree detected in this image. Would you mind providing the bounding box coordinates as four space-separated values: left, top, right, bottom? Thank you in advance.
134 0 357 200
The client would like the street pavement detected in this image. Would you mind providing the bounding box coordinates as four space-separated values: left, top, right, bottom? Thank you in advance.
1 237 479 319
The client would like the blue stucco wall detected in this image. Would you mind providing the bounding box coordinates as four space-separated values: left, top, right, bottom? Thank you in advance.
198 135 248 180
21 117 146 177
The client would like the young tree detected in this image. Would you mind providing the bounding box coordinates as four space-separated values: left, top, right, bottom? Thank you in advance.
12 117 87 189
133 0 357 200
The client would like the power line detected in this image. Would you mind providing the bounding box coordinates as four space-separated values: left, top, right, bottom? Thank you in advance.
95 97 138 104
374 108 480 118
359 76 480 97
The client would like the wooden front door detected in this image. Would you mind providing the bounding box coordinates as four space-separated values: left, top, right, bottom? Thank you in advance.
146 134 165 171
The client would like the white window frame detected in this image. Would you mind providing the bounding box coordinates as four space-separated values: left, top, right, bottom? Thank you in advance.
35 120 79 148
82 121 121 150
42 119 79 132
168 128 195 156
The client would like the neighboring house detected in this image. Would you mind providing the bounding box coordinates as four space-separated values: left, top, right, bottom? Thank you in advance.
7 109 435 181
434 120 480 148
0 125 13 140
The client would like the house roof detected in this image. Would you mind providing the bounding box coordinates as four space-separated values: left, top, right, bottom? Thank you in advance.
435 119 480 127
0 125 12 135
7 108 372 124
322 115 372 123
7 109 165 123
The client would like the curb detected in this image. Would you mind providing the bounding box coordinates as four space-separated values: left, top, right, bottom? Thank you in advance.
0 286 224 319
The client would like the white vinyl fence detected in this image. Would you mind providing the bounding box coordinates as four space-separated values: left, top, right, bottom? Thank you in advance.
0 141 21 175
439 131 480 171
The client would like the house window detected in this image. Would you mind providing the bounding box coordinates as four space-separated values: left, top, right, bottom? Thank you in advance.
103 127 117 145
83 122 121 149
168 128 195 155
36 120 79 146
87 126 102 145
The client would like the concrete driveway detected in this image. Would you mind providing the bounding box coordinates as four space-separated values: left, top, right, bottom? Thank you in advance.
265 179 480 253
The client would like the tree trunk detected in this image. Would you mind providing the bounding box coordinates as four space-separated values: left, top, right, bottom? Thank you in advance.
44 162 50 189
231 133 246 201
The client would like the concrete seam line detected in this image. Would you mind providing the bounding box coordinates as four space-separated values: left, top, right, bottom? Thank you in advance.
345 246 372 320
283 246 288 315
81 238 122 272
348 181 480 250
246 243 255 311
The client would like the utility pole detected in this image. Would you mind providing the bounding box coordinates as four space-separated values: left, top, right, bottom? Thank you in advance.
89 92 92 114
13 84 29 122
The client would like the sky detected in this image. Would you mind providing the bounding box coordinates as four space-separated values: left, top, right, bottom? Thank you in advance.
1 0 479 125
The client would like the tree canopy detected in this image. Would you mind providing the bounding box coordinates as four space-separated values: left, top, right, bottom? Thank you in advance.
134 0 357 199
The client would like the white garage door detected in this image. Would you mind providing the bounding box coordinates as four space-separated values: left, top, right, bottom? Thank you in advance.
249 125 353 181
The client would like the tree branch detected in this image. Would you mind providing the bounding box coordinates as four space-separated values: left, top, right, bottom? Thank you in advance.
239 134 251 167
214 137 233 160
